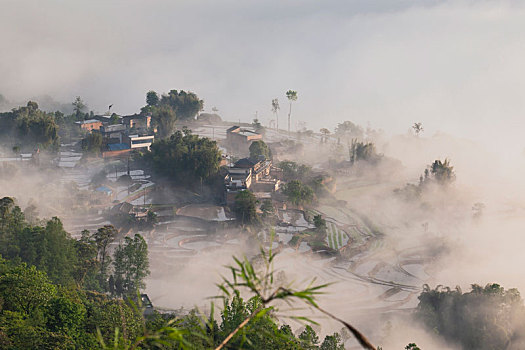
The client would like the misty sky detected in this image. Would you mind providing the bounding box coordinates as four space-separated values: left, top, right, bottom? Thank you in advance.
3 0 525 144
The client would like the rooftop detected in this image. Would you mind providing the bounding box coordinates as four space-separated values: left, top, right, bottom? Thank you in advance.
238 129 259 136
226 126 241 133
107 143 130 151
95 186 113 194
75 119 101 125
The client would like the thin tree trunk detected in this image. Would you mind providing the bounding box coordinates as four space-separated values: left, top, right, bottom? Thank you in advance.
288 102 292 134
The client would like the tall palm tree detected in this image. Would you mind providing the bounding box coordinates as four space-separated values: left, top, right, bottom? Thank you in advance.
412 122 424 136
285 90 298 134
271 98 280 130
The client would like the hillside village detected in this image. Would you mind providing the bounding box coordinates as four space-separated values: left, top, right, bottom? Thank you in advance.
0 92 514 350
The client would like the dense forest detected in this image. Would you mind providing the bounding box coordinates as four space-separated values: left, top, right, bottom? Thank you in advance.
0 196 351 349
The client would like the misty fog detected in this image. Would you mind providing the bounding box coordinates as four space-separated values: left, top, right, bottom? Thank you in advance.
2 1 525 349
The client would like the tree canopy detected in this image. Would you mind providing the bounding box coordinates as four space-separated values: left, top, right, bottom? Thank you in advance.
142 90 204 138
249 140 270 160
334 121 363 139
0 101 59 151
282 180 314 206
416 283 525 349
113 234 150 295
144 129 222 184
234 190 258 224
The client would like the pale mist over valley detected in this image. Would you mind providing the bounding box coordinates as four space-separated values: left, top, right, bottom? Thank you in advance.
1 1 525 349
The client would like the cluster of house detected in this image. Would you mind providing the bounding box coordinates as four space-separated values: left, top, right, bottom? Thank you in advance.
225 126 262 156
75 114 154 158
224 155 282 206
223 126 284 206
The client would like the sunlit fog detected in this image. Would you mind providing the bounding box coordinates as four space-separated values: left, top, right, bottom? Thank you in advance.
1 1 525 349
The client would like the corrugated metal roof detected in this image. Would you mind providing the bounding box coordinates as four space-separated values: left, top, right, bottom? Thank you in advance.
107 143 130 151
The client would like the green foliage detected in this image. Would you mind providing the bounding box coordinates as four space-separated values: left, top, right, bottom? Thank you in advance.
159 89 204 121
0 263 57 315
285 90 298 133
283 180 314 206
72 96 86 119
320 332 345 350
249 140 270 160
16 217 78 286
144 129 222 184
349 139 379 164
113 234 150 295
82 131 103 154
395 159 456 200
234 190 259 224
286 90 298 102
145 90 203 137
109 113 120 125
416 283 525 350
299 325 319 349
152 104 177 139
0 196 154 348
146 90 159 106
429 159 455 185
278 161 312 181
46 294 87 339
92 225 118 284
0 101 60 150
313 214 326 231
260 199 275 218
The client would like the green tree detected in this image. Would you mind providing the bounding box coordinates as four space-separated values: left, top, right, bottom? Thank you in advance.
144 130 222 185
92 225 118 285
9 102 60 150
416 283 525 350
73 230 99 290
153 105 177 139
313 214 327 231
82 131 103 154
159 89 203 121
0 263 57 315
109 113 120 125
146 90 159 106
271 98 280 130
72 96 86 120
349 139 379 164
16 217 77 286
249 140 270 160
282 180 314 206
285 90 298 133
278 161 311 182
429 159 455 185
299 325 319 349
320 333 345 350
234 190 258 224
113 234 150 295
45 295 86 339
